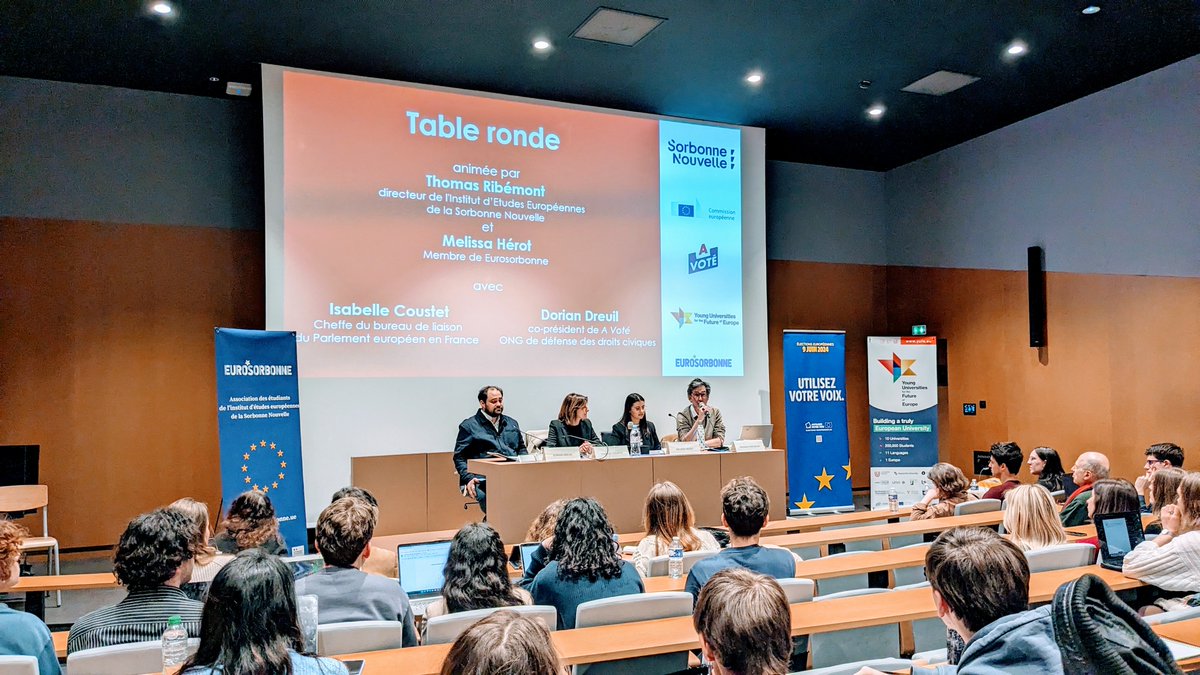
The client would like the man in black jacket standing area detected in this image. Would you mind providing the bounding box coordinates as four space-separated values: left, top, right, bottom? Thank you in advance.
453 385 526 513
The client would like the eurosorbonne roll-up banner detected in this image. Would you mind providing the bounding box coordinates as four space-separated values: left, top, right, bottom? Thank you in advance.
866 336 939 510
214 328 308 555
783 330 853 514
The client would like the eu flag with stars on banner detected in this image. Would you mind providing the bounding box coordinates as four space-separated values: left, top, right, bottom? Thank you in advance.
783 330 853 513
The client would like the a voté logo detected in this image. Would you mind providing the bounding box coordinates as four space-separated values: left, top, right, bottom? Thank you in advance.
687 243 719 274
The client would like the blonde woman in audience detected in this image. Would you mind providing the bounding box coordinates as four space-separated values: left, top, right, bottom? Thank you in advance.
910 463 976 519
1002 484 1068 551
212 490 287 555
1124 471 1200 592
169 498 234 601
1146 467 1186 535
439 610 562 675
633 481 720 576
0 520 60 674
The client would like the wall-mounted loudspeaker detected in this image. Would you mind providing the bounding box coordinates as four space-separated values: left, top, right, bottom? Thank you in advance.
1028 246 1047 347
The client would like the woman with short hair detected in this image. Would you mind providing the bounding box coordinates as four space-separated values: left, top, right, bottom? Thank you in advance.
632 481 719 577
910 463 976 520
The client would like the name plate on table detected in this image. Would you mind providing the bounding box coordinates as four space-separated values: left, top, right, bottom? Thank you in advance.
599 445 630 459
732 439 766 452
543 446 584 461
665 441 704 455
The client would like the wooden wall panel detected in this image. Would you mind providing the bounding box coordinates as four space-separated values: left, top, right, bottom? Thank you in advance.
0 217 263 548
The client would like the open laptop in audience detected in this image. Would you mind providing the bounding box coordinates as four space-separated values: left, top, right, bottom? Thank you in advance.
396 540 452 615
1094 511 1145 571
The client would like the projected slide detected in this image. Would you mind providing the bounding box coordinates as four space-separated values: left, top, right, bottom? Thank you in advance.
279 70 743 377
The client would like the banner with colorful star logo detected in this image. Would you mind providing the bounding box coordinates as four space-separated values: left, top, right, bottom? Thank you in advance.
867 336 940 510
215 328 309 554
782 330 853 513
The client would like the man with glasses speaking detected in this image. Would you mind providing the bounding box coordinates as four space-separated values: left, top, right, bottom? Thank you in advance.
676 378 726 449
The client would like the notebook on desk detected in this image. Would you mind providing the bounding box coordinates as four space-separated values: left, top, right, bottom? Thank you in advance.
1094 511 1145 571
397 540 452 614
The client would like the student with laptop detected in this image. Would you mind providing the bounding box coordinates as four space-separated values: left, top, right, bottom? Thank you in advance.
294 498 418 647
423 523 531 629
1123 471 1200 592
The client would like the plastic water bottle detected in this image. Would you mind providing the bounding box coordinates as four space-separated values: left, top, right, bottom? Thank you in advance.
668 536 684 579
161 615 188 673
970 478 979 492
887 493 899 512
629 422 643 455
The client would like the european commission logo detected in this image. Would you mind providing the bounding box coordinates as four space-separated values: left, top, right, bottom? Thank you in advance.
877 353 917 382
687 244 719 274
672 201 696 217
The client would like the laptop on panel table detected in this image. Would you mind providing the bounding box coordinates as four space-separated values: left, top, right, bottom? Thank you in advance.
397 540 452 615
738 424 773 446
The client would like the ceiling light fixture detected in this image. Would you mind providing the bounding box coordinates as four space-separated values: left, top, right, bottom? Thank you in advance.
745 72 763 85
1081 6 1101 14
867 105 886 119
1005 40 1029 57
532 38 552 51
150 1 173 15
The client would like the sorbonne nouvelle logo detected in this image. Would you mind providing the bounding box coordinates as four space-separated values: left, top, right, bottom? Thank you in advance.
877 353 917 382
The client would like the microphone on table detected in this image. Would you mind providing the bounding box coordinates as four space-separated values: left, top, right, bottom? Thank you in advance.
559 432 610 461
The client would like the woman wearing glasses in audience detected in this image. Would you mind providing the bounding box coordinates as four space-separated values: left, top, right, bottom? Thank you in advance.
910 463 977 520
632 481 720 577
423 523 531 637
1002 484 1068 551
610 393 661 454
1028 446 1068 495
545 392 601 457
181 549 346 674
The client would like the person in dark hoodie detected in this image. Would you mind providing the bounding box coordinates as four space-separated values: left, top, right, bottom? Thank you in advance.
857 526 1062 675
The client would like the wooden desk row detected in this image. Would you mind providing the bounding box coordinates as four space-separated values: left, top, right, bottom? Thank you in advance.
335 565 1147 673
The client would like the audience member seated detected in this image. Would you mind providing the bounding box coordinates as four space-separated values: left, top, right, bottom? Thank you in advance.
1136 442 1186 512
294 498 418 646
68 509 203 653
686 477 797 601
1028 446 1067 494
438 610 561 675
423 522 531 633
212 490 287 555
1123 471 1200 592
860 527 1061 675
169 498 234 602
694 568 792 675
910 463 976 520
330 486 398 577
1146 467 1186 535
1077 478 1140 548
981 442 1023 501
1002 484 1068 551
180 550 347 675
1060 451 1110 526
632 481 720 576
0 520 60 674
609 392 662 453
517 498 567 587
528 497 643 629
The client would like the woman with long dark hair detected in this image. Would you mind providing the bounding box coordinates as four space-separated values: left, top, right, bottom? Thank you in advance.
528 498 643 629
212 490 287 555
609 393 661 454
1028 446 1067 494
424 523 531 627
181 549 346 674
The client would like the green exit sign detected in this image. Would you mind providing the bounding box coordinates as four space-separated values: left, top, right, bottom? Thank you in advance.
912 324 927 336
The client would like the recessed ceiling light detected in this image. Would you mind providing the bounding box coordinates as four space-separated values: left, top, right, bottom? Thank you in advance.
867 105 886 119
745 72 763 85
150 1 173 15
1081 5 1101 14
208 76 219 82
1005 40 1029 57
532 38 552 51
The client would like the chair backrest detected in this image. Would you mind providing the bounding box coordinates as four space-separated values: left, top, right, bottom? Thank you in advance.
66 638 200 675
810 588 900 668
805 657 915 675
0 484 48 512
0 656 38 675
317 620 411 656
891 543 932 587
526 429 549 449
660 433 678 443
954 498 1001 516
777 577 816 603
424 605 558 645
1050 489 1066 502
575 592 692 629
815 551 871 596
646 549 719 577
1025 543 1098 573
